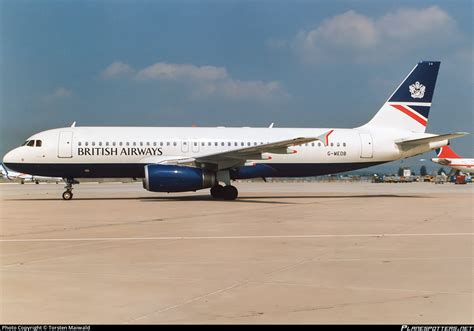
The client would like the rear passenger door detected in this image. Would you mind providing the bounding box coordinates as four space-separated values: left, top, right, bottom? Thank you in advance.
359 133 373 158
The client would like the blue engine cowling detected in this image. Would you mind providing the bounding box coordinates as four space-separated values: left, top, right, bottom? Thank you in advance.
143 164 216 192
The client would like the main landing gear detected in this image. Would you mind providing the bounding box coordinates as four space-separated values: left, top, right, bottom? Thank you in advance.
62 178 79 200
210 184 238 200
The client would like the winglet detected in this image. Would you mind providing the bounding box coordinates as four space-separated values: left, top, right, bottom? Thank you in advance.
316 130 334 147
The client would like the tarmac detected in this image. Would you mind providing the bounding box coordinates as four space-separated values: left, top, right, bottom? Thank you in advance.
0 181 472 324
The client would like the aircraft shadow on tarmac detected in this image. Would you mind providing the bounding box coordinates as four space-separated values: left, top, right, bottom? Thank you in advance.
7 194 428 204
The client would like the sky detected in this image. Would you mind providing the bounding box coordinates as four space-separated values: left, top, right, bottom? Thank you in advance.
1 0 472 172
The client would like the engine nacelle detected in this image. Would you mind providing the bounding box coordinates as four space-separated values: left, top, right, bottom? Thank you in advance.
143 164 216 192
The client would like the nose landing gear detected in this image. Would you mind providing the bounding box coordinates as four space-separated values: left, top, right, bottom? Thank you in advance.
62 190 73 200
62 178 79 200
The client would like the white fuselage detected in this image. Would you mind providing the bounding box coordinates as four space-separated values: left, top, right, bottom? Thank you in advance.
3 126 441 180
431 158 474 174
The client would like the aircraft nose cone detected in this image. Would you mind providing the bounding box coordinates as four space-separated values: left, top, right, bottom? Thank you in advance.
3 148 20 165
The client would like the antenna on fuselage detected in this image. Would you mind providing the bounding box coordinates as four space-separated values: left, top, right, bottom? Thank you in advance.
268 123 274 128
71 121 76 127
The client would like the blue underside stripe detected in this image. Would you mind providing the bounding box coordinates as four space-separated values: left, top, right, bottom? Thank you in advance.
4 162 387 179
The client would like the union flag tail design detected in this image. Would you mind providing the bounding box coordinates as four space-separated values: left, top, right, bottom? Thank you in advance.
364 61 440 133
435 145 461 159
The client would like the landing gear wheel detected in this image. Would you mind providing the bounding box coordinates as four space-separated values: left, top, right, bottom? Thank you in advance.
210 185 224 198
62 191 73 200
222 185 238 201
61 178 78 200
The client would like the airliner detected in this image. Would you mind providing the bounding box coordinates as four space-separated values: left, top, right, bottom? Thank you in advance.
431 145 474 174
1 163 62 184
2 61 468 200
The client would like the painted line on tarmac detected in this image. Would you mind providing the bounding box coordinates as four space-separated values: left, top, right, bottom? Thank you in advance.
0 232 473 242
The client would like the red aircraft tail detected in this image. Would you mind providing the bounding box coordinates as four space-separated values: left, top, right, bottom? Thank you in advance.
435 146 461 159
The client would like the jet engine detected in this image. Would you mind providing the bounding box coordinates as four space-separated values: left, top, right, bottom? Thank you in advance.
143 164 216 192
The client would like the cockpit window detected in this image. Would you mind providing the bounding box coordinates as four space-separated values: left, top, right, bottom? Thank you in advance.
22 140 30 146
35 140 42 147
27 140 35 147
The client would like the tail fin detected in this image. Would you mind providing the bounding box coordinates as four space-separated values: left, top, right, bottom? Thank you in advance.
364 61 440 133
435 145 461 159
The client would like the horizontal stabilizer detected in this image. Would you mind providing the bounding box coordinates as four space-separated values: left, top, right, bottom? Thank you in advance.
395 132 468 147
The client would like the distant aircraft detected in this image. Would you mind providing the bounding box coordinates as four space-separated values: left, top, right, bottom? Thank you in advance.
1 163 62 184
2 61 468 200
431 146 474 174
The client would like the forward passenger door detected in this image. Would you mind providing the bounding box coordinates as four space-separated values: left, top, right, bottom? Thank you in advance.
58 131 73 158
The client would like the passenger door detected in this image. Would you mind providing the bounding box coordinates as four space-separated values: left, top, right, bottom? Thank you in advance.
58 131 73 158
359 133 373 158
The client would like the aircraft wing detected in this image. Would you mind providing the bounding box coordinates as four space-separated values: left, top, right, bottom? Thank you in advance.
159 136 321 171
